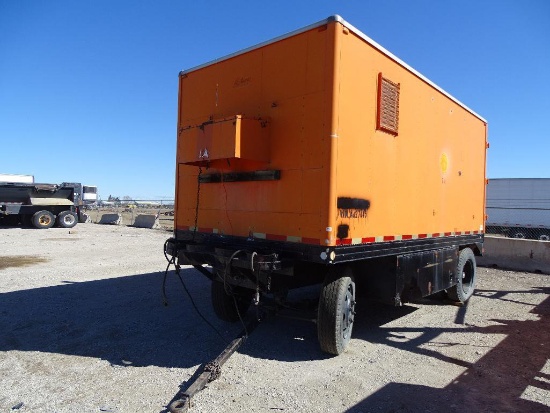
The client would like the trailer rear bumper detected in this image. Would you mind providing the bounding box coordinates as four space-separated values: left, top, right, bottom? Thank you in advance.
168 230 483 266
166 231 482 307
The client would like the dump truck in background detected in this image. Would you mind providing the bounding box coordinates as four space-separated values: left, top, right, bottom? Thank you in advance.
165 15 488 355
486 178 550 241
0 178 98 229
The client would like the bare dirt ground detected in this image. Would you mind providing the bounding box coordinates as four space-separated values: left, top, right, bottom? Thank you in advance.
0 223 549 413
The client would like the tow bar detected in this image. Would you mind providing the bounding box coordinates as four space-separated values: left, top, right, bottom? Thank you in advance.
167 317 261 413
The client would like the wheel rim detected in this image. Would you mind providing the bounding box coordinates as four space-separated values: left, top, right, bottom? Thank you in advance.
461 259 474 293
342 283 355 340
39 215 52 226
63 215 75 225
540 234 550 241
513 232 525 239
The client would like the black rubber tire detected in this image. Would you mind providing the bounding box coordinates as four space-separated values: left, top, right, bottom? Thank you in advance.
57 211 78 228
539 233 550 242
317 267 356 355
447 248 477 303
32 210 55 229
512 231 525 239
211 279 252 322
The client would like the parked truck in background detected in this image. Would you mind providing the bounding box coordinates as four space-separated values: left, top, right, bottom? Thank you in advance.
486 178 550 241
165 15 488 355
0 177 98 229
82 185 98 206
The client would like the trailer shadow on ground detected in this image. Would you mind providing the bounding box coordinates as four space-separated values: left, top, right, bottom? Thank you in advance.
0 268 241 369
0 266 427 369
0 265 480 367
346 287 550 413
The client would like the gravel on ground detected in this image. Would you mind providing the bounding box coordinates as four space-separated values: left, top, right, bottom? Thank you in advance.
0 223 549 412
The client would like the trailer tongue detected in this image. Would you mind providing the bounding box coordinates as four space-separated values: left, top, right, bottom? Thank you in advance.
168 318 261 413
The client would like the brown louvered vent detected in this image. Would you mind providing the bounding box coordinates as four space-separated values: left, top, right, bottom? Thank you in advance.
377 73 400 136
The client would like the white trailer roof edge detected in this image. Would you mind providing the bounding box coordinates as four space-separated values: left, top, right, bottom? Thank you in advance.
180 16 340 76
332 16 486 123
180 15 486 123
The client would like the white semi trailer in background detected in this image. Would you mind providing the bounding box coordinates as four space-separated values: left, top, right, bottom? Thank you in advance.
0 174 34 184
486 178 550 241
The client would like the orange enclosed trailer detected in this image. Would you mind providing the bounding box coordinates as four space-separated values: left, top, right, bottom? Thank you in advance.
166 15 487 355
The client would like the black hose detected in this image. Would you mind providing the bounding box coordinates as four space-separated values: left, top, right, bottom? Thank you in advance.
162 238 228 344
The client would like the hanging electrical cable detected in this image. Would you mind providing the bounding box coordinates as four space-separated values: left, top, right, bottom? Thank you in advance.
162 239 228 345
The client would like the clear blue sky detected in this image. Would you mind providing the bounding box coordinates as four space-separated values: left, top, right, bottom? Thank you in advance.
1 1 549 200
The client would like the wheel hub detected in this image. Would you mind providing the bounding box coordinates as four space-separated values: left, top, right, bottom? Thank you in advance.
39 216 51 225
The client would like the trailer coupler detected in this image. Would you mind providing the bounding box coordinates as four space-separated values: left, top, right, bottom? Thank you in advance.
167 317 262 413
